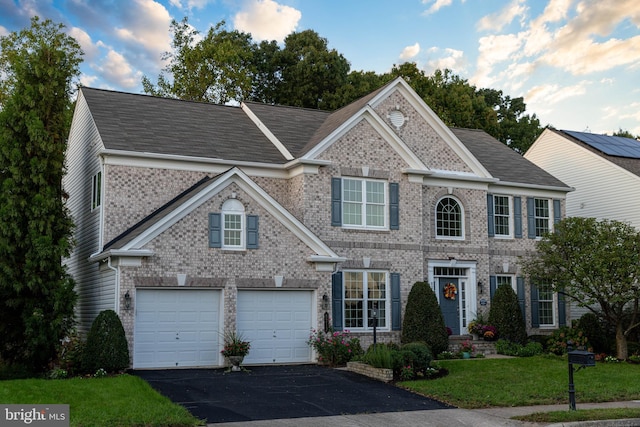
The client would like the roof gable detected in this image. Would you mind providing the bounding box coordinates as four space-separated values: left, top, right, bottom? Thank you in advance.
93 167 343 266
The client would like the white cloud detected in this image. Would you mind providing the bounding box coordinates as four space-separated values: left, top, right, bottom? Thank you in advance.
525 81 589 106
95 50 142 89
114 0 172 60
0 25 9 37
422 0 453 15
233 0 301 42
400 43 420 60
472 32 525 87
426 48 466 73
68 27 99 60
477 0 527 32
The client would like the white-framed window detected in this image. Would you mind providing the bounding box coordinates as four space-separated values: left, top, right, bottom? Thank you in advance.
493 195 512 237
537 281 556 326
342 178 387 229
534 198 550 237
343 270 389 330
436 196 464 239
221 199 245 249
496 275 514 292
91 172 101 211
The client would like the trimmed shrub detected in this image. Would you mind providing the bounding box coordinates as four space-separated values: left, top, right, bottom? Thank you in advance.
496 339 543 357
82 310 129 374
56 330 85 376
488 285 527 345
547 323 589 355
401 342 432 375
362 344 394 369
401 282 449 356
307 328 362 366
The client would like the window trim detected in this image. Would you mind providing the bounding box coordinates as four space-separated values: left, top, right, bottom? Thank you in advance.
91 171 101 211
435 196 465 240
537 281 557 327
342 270 390 332
221 199 245 250
341 177 388 230
493 195 513 238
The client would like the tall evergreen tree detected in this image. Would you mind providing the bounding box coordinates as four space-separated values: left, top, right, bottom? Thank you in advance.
0 17 82 371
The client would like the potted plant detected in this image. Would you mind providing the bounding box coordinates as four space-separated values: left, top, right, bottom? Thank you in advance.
221 330 251 371
460 340 475 359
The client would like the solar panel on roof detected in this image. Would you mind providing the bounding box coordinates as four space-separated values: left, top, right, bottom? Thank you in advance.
564 130 640 159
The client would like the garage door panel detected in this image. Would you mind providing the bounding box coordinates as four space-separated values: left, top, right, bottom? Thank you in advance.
237 290 312 365
134 289 221 369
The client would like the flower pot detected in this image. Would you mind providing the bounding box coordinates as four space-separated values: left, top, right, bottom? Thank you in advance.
227 355 245 371
462 352 471 359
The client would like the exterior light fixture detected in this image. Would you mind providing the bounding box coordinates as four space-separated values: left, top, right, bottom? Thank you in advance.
124 291 132 310
477 280 483 294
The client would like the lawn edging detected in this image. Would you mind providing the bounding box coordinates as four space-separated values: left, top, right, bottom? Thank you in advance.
346 361 393 382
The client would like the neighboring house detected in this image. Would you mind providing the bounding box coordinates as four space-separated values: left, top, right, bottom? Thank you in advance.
526 129 640 229
525 128 640 319
64 78 572 369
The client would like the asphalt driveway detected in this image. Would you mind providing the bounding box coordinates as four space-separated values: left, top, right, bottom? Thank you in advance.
134 365 453 424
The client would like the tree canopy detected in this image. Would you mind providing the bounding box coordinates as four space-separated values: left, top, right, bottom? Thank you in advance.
0 17 81 371
142 18 543 152
522 217 640 359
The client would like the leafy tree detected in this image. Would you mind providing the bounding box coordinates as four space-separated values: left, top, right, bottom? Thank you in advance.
143 19 256 103
523 217 640 359
401 281 449 356
612 128 638 139
0 17 81 371
274 30 351 110
488 284 527 345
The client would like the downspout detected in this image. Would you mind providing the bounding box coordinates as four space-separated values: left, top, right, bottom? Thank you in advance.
107 256 120 314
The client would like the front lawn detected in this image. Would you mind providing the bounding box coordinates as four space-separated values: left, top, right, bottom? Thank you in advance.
0 374 202 427
401 355 640 408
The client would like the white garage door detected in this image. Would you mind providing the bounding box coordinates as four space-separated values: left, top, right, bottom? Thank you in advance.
237 290 313 364
134 289 221 369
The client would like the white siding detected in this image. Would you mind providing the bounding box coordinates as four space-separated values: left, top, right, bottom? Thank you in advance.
526 130 640 228
63 91 112 332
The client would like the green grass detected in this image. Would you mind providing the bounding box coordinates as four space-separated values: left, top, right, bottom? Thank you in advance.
515 407 640 424
0 374 202 427
400 355 640 423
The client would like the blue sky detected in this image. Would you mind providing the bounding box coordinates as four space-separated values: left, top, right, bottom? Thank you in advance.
1 0 639 135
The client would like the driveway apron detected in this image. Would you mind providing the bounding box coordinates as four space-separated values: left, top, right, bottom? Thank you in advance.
134 365 453 424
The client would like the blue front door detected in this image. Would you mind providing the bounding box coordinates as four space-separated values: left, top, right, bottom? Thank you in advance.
439 278 460 335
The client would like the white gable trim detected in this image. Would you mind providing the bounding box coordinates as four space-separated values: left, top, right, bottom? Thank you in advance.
302 105 429 171
371 78 492 178
116 167 344 266
241 102 295 161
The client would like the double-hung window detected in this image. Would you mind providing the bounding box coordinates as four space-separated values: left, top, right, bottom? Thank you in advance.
493 195 512 237
91 172 101 211
222 199 244 249
534 198 550 237
537 281 555 327
343 271 388 330
342 178 386 229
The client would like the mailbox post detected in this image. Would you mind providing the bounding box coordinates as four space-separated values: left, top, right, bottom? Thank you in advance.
567 344 596 410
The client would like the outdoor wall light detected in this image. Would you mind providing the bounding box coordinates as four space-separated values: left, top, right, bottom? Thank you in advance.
322 293 329 311
477 280 483 294
124 291 132 310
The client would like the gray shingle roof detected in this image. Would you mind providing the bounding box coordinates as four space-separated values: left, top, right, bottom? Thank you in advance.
81 87 287 164
451 128 570 188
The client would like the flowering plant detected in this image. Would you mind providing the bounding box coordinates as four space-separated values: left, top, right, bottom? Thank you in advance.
460 340 476 353
221 330 251 357
400 365 415 381
482 325 498 340
307 327 362 366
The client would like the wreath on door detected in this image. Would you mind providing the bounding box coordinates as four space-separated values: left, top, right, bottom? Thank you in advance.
443 283 457 300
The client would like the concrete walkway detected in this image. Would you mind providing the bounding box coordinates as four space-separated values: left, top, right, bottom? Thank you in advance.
210 401 640 427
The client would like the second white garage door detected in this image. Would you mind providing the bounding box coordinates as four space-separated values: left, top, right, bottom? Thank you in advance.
237 290 313 364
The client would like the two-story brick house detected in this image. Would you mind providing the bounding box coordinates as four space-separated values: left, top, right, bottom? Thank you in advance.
64 77 572 368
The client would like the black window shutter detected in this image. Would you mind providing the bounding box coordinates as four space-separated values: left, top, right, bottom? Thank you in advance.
553 199 562 225
487 194 495 237
391 273 401 330
246 215 259 249
331 178 342 226
530 283 540 328
517 277 525 322
527 197 536 239
489 275 497 299
331 271 343 330
209 213 221 248
389 183 399 230
514 196 522 238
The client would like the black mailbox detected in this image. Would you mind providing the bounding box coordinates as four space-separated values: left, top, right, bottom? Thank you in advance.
568 349 595 367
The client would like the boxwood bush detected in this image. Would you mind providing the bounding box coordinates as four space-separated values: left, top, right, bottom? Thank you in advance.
82 310 130 374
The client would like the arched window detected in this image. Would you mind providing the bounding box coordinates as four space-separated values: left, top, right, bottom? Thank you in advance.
436 197 463 239
221 199 245 249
